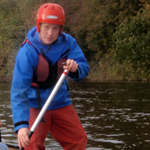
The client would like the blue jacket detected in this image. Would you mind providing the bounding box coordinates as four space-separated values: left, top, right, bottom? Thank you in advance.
11 26 89 132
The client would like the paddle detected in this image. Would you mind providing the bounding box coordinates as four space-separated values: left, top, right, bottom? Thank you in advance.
20 68 68 150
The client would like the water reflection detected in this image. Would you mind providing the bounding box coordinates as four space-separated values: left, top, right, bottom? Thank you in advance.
1 81 150 150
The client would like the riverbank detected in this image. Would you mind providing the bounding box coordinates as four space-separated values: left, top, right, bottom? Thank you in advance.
1 59 150 83
86 60 150 82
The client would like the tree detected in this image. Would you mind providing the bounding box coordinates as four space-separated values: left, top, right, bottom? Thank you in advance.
111 5 150 79
64 0 145 61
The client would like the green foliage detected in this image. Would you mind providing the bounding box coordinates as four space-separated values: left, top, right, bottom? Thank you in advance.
0 0 149 81
0 0 40 80
111 5 150 79
64 0 145 61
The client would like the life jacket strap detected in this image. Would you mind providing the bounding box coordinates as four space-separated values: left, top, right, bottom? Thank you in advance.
36 85 45 122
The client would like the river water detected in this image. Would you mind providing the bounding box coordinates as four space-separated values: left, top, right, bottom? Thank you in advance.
0 81 150 150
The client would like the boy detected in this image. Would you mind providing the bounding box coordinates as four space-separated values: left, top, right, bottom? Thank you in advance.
11 3 89 150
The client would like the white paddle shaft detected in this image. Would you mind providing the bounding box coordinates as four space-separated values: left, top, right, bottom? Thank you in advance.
30 69 68 132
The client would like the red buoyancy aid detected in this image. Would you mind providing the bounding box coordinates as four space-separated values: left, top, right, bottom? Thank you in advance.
23 39 66 89
22 39 67 122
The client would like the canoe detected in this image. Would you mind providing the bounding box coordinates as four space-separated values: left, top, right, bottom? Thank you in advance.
6 143 19 150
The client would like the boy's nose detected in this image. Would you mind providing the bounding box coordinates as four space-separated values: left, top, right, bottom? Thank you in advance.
48 28 53 35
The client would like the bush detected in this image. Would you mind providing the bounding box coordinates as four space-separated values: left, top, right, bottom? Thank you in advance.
110 5 150 80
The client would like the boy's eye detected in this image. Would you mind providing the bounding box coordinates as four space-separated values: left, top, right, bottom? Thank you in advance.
54 27 59 30
44 26 49 29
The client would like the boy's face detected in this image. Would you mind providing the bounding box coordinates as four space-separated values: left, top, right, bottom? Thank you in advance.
39 23 61 45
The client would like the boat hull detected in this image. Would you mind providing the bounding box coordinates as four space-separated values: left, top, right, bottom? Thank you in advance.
8 147 18 150
7 143 19 150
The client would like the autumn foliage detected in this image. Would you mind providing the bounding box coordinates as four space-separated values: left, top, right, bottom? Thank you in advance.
0 0 150 81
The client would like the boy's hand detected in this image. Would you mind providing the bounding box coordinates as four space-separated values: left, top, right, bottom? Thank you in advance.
18 128 30 148
63 59 78 73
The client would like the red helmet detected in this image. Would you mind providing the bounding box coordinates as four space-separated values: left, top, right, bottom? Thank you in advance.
36 3 65 34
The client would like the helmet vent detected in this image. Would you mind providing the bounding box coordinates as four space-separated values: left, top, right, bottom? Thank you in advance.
44 5 48 8
52 6 54 10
